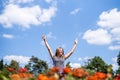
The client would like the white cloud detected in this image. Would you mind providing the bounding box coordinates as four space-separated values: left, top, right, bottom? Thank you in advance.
83 29 112 45
3 34 14 39
97 8 120 50
70 63 81 68
9 0 34 4
111 57 118 71
70 8 80 15
39 6 57 23
76 57 93 66
0 4 41 28
0 4 57 29
83 8 120 50
109 45 120 50
78 57 92 62
3 55 30 65
112 63 118 71
83 57 92 61
112 57 117 62
78 58 82 61
78 57 93 66
97 8 120 29
45 0 52 3
46 32 56 39
111 27 120 41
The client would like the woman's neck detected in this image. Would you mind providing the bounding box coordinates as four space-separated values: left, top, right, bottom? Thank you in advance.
56 55 63 58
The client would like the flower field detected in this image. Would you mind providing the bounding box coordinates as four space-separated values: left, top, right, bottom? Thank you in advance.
0 67 120 80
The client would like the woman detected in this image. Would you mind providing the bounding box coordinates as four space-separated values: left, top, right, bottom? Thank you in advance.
42 35 78 72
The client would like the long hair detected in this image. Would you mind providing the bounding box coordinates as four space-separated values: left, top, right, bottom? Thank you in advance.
55 47 64 57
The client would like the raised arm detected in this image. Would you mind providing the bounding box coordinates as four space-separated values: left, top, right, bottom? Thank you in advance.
65 38 78 60
42 35 54 58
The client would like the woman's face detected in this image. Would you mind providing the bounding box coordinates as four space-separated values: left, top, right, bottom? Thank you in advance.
57 48 63 57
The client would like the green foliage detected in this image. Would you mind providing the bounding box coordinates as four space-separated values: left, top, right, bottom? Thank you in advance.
0 64 10 78
117 51 120 66
0 59 3 70
25 56 48 75
0 54 119 79
66 61 71 68
0 74 9 80
116 67 120 75
65 74 75 80
85 56 113 73
116 51 120 74
9 60 19 70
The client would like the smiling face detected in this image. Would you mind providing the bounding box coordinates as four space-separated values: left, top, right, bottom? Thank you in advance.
55 47 64 57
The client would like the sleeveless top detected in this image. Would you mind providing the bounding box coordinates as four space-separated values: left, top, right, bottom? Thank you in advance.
52 56 65 72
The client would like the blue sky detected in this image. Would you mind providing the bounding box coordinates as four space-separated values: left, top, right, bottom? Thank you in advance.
0 0 120 70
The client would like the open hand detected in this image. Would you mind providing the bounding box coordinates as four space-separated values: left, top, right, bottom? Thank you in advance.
42 35 46 41
74 38 78 44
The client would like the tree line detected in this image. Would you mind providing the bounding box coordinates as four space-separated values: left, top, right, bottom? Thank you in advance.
0 52 120 77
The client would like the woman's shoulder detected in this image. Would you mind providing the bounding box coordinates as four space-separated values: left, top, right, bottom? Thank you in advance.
52 55 56 59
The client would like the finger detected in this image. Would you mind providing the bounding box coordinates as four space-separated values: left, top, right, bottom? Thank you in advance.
42 35 46 39
75 38 78 43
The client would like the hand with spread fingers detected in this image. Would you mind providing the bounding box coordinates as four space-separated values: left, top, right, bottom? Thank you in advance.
74 38 78 44
42 35 46 41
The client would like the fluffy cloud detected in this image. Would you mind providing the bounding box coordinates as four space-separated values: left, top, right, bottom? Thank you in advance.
70 57 92 68
0 3 57 29
3 34 14 39
3 55 30 65
83 8 120 50
112 63 118 71
112 57 117 62
46 32 56 39
112 57 118 70
83 29 112 45
109 45 120 50
39 6 57 23
97 8 120 29
9 0 34 4
78 58 82 61
45 0 52 3
0 4 41 28
70 8 80 15
111 27 120 41
70 63 81 68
